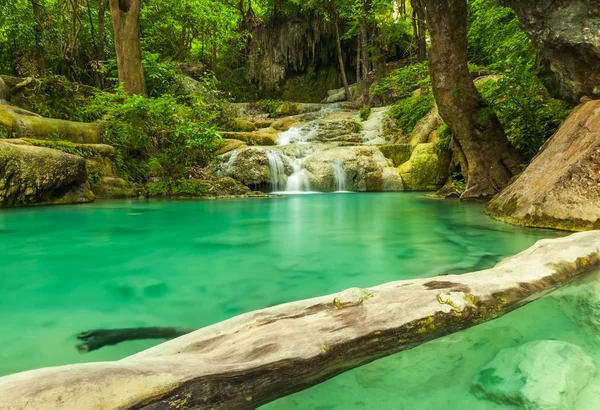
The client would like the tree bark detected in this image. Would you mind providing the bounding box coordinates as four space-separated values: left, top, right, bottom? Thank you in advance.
356 36 361 83
423 0 522 200
410 0 427 62
211 42 217 73
109 0 147 96
30 0 46 77
359 2 371 106
98 0 109 89
332 4 351 101
1 233 599 409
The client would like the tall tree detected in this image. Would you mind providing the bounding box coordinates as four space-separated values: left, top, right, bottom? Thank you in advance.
109 0 146 96
410 0 426 61
98 0 110 89
30 0 46 76
422 0 522 199
359 0 371 105
329 1 351 101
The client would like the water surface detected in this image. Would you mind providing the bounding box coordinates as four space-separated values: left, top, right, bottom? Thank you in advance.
1 193 585 408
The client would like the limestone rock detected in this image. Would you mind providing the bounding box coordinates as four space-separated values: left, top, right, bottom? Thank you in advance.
378 144 412 167
215 138 246 155
219 129 277 146
472 340 596 410
552 270 600 338
0 141 94 207
0 104 103 143
93 177 139 199
217 147 279 187
303 146 403 192
398 143 450 191
486 100 600 231
228 118 256 132
500 0 600 103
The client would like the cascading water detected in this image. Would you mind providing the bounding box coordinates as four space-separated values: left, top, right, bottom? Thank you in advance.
333 159 347 192
266 150 287 192
277 122 320 145
286 158 311 192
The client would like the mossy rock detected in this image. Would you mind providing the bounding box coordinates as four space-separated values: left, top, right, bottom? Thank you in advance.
378 144 412 167
228 118 256 132
219 130 277 146
0 141 94 207
93 177 140 199
271 117 298 131
215 139 247 155
147 176 259 198
0 104 103 143
274 102 302 117
397 143 450 191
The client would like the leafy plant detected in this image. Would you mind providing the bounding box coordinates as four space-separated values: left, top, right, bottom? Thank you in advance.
477 67 570 159
372 62 431 103
388 91 435 135
255 99 282 115
359 106 371 121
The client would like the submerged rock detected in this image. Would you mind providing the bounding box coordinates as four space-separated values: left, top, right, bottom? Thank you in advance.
398 143 450 191
486 100 600 231
472 340 596 410
0 141 94 207
552 270 600 338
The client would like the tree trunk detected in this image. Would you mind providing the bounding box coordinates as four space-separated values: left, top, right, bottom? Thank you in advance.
356 36 361 82
359 2 370 106
423 0 522 200
98 0 109 89
211 42 217 73
109 0 146 96
30 0 46 77
332 5 351 101
410 0 427 62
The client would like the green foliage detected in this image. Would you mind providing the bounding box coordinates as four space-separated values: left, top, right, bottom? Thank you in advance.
468 0 535 70
9 75 96 121
142 54 184 98
148 179 208 197
80 88 222 182
388 91 435 135
22 139 97 158
434 123 453 154
255 99 282 115
450 172 466 194
372 62 431 104
274 101 301 117
359 106 371 121
477 68 570 159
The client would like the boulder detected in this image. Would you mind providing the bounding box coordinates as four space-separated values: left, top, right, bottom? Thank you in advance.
486 100 600 231
552 270 600 338
0 104 103 143
500 0 600 103
228 118 256 132
378 144 412 166
93 177 139 199
215 138 246 155
218 129 277 146
303 146 403 192
0 77 8 103
398 143 450 191
217 147 281 187
472 340 596 410
0 141 94 207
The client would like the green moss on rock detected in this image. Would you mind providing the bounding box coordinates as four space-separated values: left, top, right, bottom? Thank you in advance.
0 141 94 207
378 144 413 167
397 143 450 191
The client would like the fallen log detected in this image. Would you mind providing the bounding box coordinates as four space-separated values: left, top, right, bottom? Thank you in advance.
1 231 599 410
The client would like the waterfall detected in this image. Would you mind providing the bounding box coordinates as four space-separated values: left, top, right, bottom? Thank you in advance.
333 159 346 192
277 122 320 145
266 150 287 192
286 158 311 192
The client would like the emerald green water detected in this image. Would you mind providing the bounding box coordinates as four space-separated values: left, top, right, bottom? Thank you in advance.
2 193 599 408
